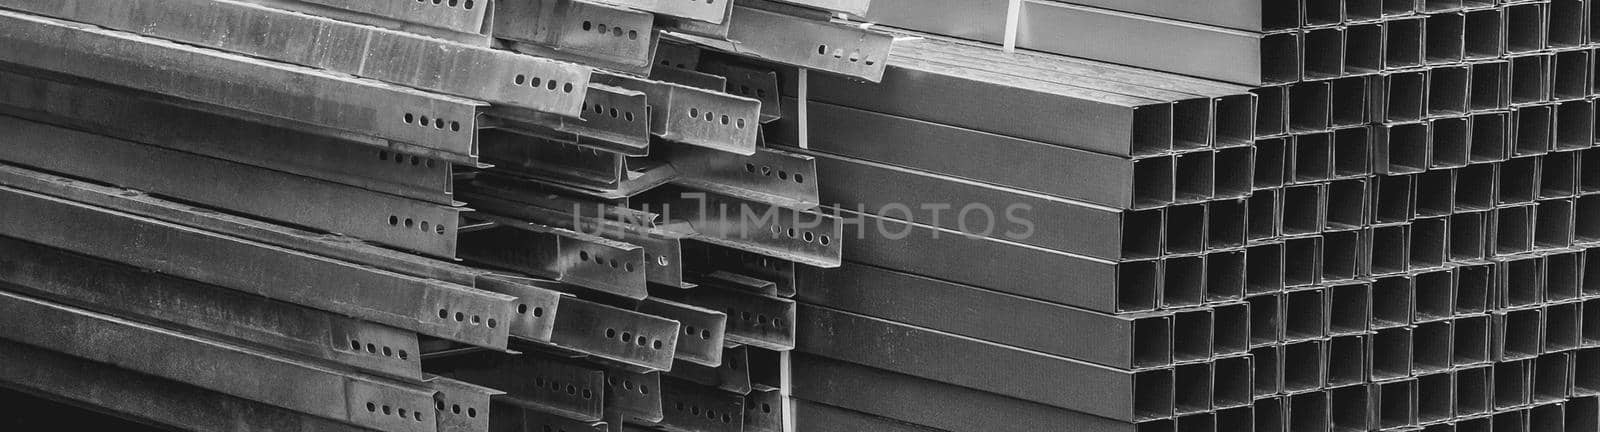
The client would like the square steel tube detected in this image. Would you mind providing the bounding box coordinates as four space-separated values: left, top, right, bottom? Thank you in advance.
1543 150 1582 198
1431 116 1472 169
1547 0 1590 49
1496 307 1546 361
1425 12 1466 65
1414 320 1455 374
1208 250 1249 304
1536 198 1577 249
797 264 1179 370
1371 275 1414 328
1323 230 1363 282
1505 2 1550 55
1209 199 1250 250
1248 242 1286 295
1552 50 1593 101
1468 111 1510 162
1283 184 1329 236
1372 326 1415 381
1254 345 1283 398
1169 203 1209 256
1418 372 1456 424
1411 217 1450 270
1291 132 1335 184
1456 314 1493 367
1378 379 1419 429
1457 366 1494 417
1494 359 1534 410
1214 302 1252 356
1250 189 1283 242
1463 8 1507 61
1545 302 1583 353
1330 282 1373 335
1347 23 1385 75
795 305 1175 421
1452 210 1490 261
1327 179 1371 231
1285 236 1326 288
1255 137 1289 190
1418 169 1457 217
1333 126 1373 179
1493 205 1538 256
1547 250 1585 302
1164 256 1207 309
1415 268 1457 322
1386 17 1426 70
1329 384 1372 431
1457 263 1494 315
1329 335 1370 388
1248 293 1283 347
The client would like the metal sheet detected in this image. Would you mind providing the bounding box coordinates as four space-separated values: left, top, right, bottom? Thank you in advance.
0 291 440 432
0 11 488 164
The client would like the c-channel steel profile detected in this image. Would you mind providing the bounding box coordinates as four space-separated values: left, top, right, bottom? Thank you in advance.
1 0 592 117
0 164 684 370
0 291 441 432
0 11 489 165
0 237 424 381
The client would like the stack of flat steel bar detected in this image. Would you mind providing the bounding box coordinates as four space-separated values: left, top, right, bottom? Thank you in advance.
0 1 896 431
779 0 1600 431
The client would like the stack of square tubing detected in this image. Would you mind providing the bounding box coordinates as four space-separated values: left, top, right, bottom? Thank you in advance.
779 0 1600 431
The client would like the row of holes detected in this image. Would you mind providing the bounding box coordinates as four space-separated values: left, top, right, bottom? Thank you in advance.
580 21 641 41
367 401 426 422
728 307 786 330
437 308 500 329
416 0 475 10
686 107 748 129
534 376 596 400
388 215 448 235
512 75 577 94
606 376 651 395
403 113 462 132
683 325 713 340
578 250 638 272
349 338 410 360
733 84 769 99
590 102 638 123
604 328 665 350
378 150 438 169
517 303 546 317
435 400 478 418
816 44 877 66
673 401 734 424
769 224 831 246
748 402 774 414
744 163 806 184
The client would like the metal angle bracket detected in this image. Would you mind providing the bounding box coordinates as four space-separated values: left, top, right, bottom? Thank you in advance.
631 186 843 268
550 297 681 372
605 368 666 423
488 84 652 156
0 291 441 432
0 177 516 349
426 351 606 422
458 184 692 288
667 345 751 395
647 376 746 432
0 236 425 381
0 10 489 165
696 56 786 123
674 4 893 82
684 243 799 297
668 146 821 209
593 72 761 155
427 376 504 432
477 131 629 190
639 297 729 367
496 0 660 75
655 280 796 351
459 214 649 299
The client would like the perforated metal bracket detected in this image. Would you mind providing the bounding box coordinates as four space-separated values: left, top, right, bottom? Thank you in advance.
458 184 692 288
593 72 761 155
685 244 798 297
496 0 659 75
476 275 565 343
0 236 425 381
459 214 648 299
0 291 439 432
697 59 785 122
668 345 751 395
639 298 729 366
427 351 606 422
0 173 516 349
0 10 490 165
605 368 666 422
650 376 746 432
427 376 503 432
657 281 796 350
487 84 651 156
673 4 893 81
550 298 681 371
0 70 456 206
741 388 784 432
631 187 843 268
669 146 821 209
592 0 731 23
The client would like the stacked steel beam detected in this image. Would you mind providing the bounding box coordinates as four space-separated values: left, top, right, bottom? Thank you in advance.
0 1 895 431
785 0 1600 431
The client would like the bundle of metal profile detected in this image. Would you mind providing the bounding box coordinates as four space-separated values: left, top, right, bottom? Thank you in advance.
777 1 1600 432
0 0 893 431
